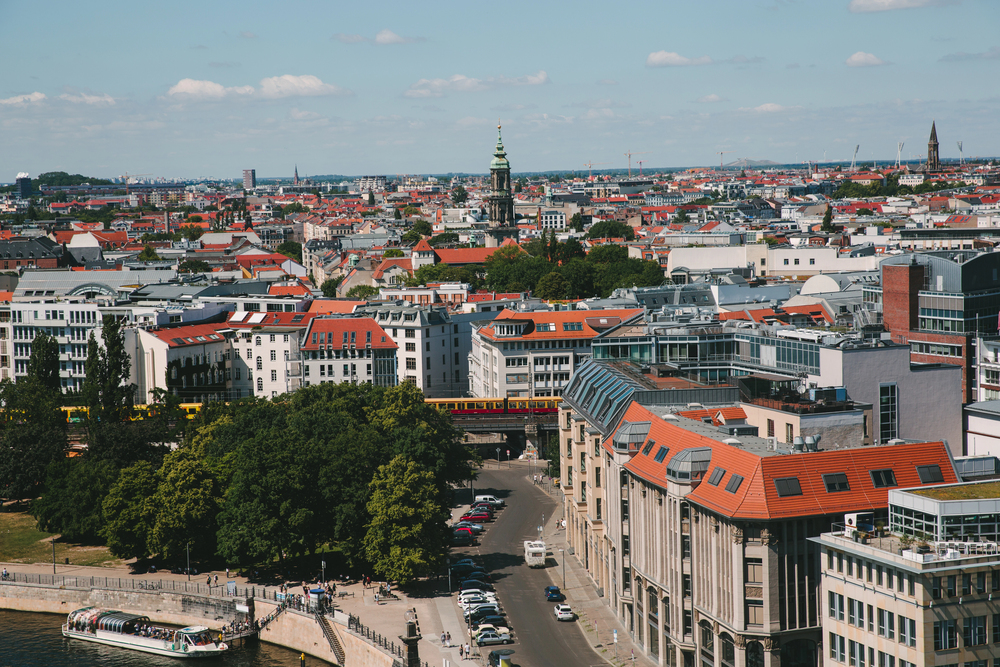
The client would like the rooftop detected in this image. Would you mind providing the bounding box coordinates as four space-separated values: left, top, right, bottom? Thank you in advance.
911 480 1000 501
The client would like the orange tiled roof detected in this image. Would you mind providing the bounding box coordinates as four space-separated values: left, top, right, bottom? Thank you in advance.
301 317 396 350
478 308 643 341
308 300 367 314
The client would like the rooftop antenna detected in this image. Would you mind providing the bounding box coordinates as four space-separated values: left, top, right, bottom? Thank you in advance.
957 141 964 166
895 142 904 169
850 145 860 172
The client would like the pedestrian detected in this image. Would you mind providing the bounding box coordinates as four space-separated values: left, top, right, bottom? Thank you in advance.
533 474 537 484
375 592 379 605
464 643 470 659
214 574 219 587
459 644 464 659
206 575 211 588
226 567 230 579
441 631 446 646
446 631 451 647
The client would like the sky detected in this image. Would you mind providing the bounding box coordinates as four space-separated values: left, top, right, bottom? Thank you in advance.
2 0 998 180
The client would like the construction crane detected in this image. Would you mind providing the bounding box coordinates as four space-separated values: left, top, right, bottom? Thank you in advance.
583 161 610 180
957 141 964 166
895 142 905 169
636 160 646 177
123 172 152 196
717 151 733 169
850 145 860 172
624 150 649 179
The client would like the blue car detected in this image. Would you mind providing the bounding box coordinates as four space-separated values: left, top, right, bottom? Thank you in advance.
544 586 565 602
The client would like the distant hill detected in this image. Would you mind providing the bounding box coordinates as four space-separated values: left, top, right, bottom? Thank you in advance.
35 171 114 187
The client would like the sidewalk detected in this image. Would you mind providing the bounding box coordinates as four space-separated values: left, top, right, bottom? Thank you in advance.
534 470 656 667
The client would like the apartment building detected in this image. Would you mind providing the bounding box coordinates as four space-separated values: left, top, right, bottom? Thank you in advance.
559 359 959 667
300 317 397 387
468 308 642 398
128 323 231 404
817 480 1000 667
12 301 104 392
354 303 460 398
226 311 313 399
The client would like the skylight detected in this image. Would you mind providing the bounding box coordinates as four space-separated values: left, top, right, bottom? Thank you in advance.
707 467 726 486
916 464 944 484
774 477 803 497
725 474 744 494
822 473 850 493
641 439 655 456
870 469 897 488
653 447 669 463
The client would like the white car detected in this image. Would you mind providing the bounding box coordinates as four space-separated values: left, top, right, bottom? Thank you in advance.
554 604 575 621
459 594 498 609
472 624 511 639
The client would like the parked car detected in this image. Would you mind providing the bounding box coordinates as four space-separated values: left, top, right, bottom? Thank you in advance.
460 512 492 523
554 604 575 621
451 562 479 576
545 586 565 602
476 630 513 646
453 521 484 533
451 533 475 547
459 594 498 609
465 604 502 621
472 615 509 633
460 579 494 592
472 624 511 640
453 527 475 539
474 495 505 508
470 502 496 514
465 570 491 582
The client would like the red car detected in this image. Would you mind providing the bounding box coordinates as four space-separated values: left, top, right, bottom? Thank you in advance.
461 512 492 523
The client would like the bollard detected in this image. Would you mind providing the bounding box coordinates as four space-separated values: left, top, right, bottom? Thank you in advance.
300 652 306 666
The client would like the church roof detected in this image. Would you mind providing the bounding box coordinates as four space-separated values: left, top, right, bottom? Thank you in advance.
929 120 938 143
490 125 510 170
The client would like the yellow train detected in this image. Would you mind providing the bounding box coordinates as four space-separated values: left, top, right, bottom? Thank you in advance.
424 396 562 416
60 404 204 424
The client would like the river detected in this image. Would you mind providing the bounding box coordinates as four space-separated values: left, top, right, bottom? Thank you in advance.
0 610 329 667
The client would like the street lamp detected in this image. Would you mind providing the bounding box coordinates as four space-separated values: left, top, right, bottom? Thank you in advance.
496 447 500 467
559 548 565 589
187 541 191 581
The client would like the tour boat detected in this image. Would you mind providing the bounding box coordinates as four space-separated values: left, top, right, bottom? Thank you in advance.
63 607 228 658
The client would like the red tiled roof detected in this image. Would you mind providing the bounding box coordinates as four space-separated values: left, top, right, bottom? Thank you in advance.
478 308 642 341
147 323 229 348
308 300 367 314
615 402 958 520
268 283 312 296
301 317 396 350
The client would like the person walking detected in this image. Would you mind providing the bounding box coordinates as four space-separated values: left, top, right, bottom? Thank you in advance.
458 644 464 659
464 642 471 659
446 631 451 647
441 631 446 646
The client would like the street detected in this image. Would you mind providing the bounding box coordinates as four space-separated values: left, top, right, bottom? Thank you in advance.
469 465 608 667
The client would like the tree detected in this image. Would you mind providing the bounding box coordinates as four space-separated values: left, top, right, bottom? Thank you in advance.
137 245 160 261
674 209 691 225
428 232 459 247
856 207 875 216
821 205 835 233
0 334 67 501
363 455 449 585
346 284 379 300
586 220 635 241
411 219 432 237
535 272 569 300
394 208 402 220
383 248 404 258
32 458 119 542
180 225 204 241
367 192 375 206
148 449 225 563
401 230 422 244
569 213 584 233
451 185 468 205
101 461 157 559
276 241 303 263
179 259 211 274
320 277 343 297
555 238 586 264
483 245 552 293
187 214 203 222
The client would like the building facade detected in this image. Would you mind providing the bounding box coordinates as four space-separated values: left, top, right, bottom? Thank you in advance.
242 169 256 190
300 317 397 387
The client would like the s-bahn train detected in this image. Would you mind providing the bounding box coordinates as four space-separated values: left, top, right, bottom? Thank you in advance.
424 396 562 416
60 404 204 424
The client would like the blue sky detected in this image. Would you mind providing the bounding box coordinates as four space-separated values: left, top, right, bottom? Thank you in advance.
2 0 997 180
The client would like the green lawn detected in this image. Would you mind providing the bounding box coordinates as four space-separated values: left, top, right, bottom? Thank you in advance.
0 509 123 568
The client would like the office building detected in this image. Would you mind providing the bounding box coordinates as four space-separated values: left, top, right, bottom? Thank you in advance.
243 169 256 190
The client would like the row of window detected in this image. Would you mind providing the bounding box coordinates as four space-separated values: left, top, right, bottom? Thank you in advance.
932 572 1000 598
827 550 916 596
500 340 592 350
932 615 1000 650
829 634 908 667
828 593 916 646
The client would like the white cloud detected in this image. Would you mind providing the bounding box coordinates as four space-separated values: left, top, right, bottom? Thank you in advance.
646 51 713 67
332 33 366 44
239 31 258 39
940 46 1000 62
696 94 725 103
404 70 549 98
374 29 408 45
848 0 956 12
738 103 792 113
59 93 115 105
258 74 349 98
289 108 321 120
0 92 46 105
167 79 254 99
846 51 888 67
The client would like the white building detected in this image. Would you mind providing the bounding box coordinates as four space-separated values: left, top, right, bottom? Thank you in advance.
12 301 104 392
538 210 567 230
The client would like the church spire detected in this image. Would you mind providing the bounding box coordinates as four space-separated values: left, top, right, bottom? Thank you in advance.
927 120 940 171
294 164 300 186
929 121 938 143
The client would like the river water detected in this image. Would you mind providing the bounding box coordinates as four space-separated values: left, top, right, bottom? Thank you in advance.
0 610 329 667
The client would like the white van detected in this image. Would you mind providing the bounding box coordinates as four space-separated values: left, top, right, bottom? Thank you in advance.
475 495 505 508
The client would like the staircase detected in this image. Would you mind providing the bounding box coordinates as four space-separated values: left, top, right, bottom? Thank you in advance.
316 612 347 665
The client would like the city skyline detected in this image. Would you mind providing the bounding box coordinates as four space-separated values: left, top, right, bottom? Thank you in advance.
2 0 998 179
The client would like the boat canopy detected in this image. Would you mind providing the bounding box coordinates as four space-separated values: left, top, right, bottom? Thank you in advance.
97 611 149 634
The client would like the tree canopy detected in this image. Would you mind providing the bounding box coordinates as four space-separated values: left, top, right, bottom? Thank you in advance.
586 220 635 241
276 241 303 263
320 277 343 298
137 245 161 261
346 284 379 300
451 186 468 205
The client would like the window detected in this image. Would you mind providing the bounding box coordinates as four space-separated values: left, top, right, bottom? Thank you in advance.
256 336 262 346
256 377 263 391
774 477 802 497
767 419 774 437
707 467 726 486
747 601 764 625
746 558 762 584
879 383 898 442
642 439 655 456
829 633 846 662
270 370 277 382
654 447 669 463
406 342 416 352
725 474 744 494
406 358 416 370
877 609 894 639
270 350 276 361
870 469 897 488
785 423 794 443
829 592 845 620
809 258 816 265
899 615 916 647
256 357 263 371
965 616 987 646
916 464 944 483
934 620 958 650
823 472 850 493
